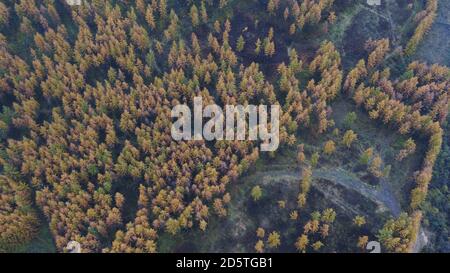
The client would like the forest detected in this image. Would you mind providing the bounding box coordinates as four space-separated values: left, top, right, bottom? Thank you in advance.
0 0 448 253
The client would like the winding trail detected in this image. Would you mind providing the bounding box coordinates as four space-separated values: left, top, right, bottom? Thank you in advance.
314 168 401 216
244 166 402 217
358 2 400 47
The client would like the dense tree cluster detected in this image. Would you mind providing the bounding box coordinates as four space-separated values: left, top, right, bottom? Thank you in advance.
0 175 39 252
377 212 422 253
267 0 335 34
0 0 446 253
344 38 448 252
0 2 9 27
395 62 449 124
278 41 342 136
0 0 346 252
405 0 438 56
422 120 450 252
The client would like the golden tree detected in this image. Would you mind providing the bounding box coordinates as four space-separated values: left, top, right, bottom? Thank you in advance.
267 231 281 249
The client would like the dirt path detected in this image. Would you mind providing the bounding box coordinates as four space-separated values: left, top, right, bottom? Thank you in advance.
314 168 402 216
358 3 400 47
243 166 402 217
